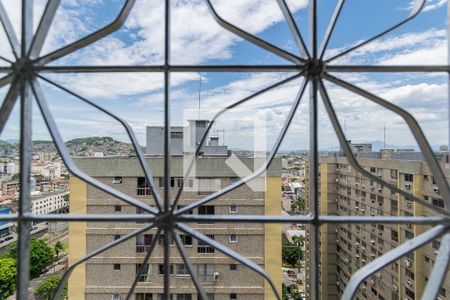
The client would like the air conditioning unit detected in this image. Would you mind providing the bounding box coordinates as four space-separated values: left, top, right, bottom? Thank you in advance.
355 242 360 247
356 254 360 258
393 285 398 292
361 246 366 250
406 201 412 209
362 285 366 290
404 183 411 190
407 279 413 287
355 206 359 210
214 272 220 282
378 187 383 192
375 272 382 279
336 178 339 183
404 259 412 267
362 184 366 188
336 281 340 286
433 186 439 193
371 253 376 257
356 182 359 187
361 209 365 213
361 259 366 263
378 230 383 235
336 168 340 172
369 279 374 285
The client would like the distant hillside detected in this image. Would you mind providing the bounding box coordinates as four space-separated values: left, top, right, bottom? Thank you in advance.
0 137 142 157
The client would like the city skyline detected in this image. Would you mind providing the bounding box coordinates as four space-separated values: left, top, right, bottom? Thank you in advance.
0 0 447 150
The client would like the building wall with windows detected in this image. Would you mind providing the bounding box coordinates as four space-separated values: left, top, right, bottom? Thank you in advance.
68 156 281 300
305 154 450 300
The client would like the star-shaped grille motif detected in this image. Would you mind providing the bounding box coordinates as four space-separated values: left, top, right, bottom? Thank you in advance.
0 1 449 300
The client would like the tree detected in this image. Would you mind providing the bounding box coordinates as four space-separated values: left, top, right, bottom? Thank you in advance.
54 241 64 260
0 258 16 300
12 173 20 181
35 275 67 300
282 283 302 300
292 235 304 248
5 238 55 278
282 245 301 268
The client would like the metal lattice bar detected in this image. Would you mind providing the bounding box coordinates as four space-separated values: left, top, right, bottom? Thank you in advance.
325 0 425 62
0 0 20 59
125 228 162 300
319 0 345 60
35 0 136 66
173 231 209 300
0 1 447 299
171 71 305 212
28 0 60 58
341 225 449 300
37 74 164 211
421 233 450 300
323 73 450 211
51 223 158 300
177 223 281 300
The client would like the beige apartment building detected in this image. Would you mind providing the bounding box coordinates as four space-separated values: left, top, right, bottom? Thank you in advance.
68 121 282 300
305 149 450 300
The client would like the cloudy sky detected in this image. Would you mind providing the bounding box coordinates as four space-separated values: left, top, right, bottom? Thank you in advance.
0 0 448 151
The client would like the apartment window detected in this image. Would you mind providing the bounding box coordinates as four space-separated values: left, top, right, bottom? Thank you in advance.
230 294 237 300
198 235 215 253
158 264 174 275
405 268 414 280
137 177 152 195
176 295 192 300
136 234 153 252
157 235 174 246
197 264 215 282
230 264 237 271
112 176 123 184
432 197 445 208
198 205 215 224
391 230 398 242
136 294 153 300
112 294 121 300
113 264 121 270
404 174 414 182
390 200 398 212
176 264 190 276
229 234 238 243
405 288 415 299
390 169 398 180
432 240 441 250
114 234 121 241
180 234 193 246
114 205 121 212
370 167 376 173
137 264 151 282
229 205 238 214
405 231 414 240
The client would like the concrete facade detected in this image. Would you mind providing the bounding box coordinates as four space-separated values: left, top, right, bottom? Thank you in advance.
69 156 282 300
305 154 450 300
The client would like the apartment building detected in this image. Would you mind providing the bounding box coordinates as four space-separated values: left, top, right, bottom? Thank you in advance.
31 190 69 215
68 120 282 300
304 148 450 300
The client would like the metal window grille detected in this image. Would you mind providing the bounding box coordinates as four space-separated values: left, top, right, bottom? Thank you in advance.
0 0 449 299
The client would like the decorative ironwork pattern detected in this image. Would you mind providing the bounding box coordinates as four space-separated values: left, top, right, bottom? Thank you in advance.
0 0 448 299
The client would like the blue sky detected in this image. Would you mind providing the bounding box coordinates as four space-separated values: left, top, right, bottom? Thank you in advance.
0 0 448 151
